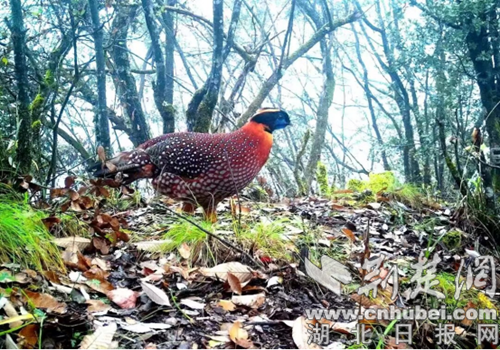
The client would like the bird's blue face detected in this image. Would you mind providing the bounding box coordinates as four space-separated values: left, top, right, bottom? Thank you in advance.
251 108 291 133
273 111 291 130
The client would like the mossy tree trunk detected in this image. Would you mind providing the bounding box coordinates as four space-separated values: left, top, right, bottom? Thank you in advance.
9 0 32 174
463 3 498 209
186 0 241 132
89 0 111 154
111 6 150 146
142 0 175 133
294 130 310 195
162 0 176 135
414 0 500 214
435 30 467 197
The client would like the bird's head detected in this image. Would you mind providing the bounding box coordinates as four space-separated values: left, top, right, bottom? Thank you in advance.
249 108 291 133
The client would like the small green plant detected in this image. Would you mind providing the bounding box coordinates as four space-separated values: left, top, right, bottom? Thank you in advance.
237 218 294 261
0 185 65 272
106 186 143 210
71 331 85 348
161 220 212 253
58 214 90 237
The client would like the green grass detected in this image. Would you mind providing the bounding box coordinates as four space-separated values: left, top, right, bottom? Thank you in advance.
58 213 90 237
161 220 211 253
236 218 295 261
0 185 65 272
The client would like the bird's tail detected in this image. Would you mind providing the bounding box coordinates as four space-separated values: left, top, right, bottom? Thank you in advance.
89 149 157 184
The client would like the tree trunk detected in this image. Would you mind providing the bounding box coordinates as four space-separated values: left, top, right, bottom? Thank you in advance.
111 6 150 146
142 0 175 133
408 73 430 185
435 32 466 196
463 6 498 207
162 0 176 134
350 22 390 171
10 0 32 174
89 0 111 153
304 36 335 192
186 0 227 132
359 0 420 183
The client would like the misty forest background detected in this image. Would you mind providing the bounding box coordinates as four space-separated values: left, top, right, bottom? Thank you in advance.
2 0 500 221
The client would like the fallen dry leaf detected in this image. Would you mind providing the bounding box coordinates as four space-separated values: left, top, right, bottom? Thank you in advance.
91 258 109 271
227 272 242 295
334 189 354 194
231 293 265 309
180 298 205 310
84 268 114 294
92 237 110 255
200 262 253 284
50 188 68 198
18 323 38 349
86 300 111 313
120 321 172 334
341 227 356 243
332 321 358 335
367 202 381 210
64 176 75 189
55 237 91 251
217 300 237 311
105 161 117 173
23 290 67 314
229 321 253 348
41 216 61 230
141 282 171 306
2 299 24 328
461 301 476 326
79 322 117 349
44 271 61 284
178 243 191 259
134 240 172 252
68 189 80 201
455 326 466 337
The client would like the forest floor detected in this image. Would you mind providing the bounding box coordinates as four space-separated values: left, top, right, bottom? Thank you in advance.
0 178 499 349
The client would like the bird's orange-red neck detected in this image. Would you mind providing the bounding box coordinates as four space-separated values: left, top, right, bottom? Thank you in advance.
241 120 272 134
240 121 274 166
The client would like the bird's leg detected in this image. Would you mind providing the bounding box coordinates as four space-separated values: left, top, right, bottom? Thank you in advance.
202 201 218 223
181 202 196 214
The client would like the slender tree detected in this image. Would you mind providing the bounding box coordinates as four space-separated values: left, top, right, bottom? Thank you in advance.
111 5 150 146
89 0 111 153
9 0 32 174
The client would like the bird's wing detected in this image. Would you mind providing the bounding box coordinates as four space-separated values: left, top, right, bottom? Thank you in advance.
145 132 228 179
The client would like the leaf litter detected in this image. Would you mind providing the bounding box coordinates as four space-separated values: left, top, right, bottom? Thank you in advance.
0 178 498 349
